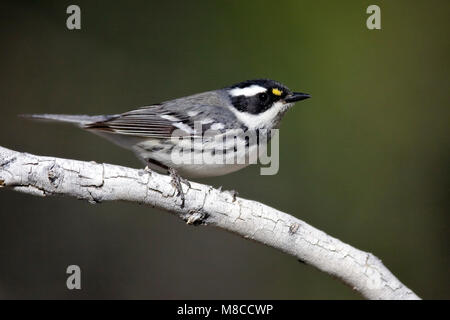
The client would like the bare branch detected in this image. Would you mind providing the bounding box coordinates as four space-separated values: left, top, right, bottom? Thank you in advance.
0 146 420 299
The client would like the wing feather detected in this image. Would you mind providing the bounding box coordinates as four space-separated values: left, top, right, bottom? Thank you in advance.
84 105 199 139
84 91 237 139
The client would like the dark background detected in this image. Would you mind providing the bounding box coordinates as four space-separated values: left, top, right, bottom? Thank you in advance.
0 1 448 299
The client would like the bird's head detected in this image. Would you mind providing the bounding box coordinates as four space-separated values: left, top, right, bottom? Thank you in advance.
225 79 310 129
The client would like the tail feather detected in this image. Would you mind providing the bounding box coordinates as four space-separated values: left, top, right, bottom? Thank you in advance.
20 114 114 126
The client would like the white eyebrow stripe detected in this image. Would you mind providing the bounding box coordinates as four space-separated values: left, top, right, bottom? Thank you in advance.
228 85 267 97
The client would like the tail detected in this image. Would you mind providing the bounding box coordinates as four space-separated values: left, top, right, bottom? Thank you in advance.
20 114 115 127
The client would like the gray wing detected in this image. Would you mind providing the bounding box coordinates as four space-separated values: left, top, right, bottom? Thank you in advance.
84 90 238 139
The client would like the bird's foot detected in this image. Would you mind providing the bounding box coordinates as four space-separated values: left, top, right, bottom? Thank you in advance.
219 187 238 202
227 189 238 202
169 168 190 208
144 165 152 173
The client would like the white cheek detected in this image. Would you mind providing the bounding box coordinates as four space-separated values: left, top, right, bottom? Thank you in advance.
230 102 289 129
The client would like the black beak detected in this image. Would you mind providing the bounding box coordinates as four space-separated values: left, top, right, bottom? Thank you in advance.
284 92 311 103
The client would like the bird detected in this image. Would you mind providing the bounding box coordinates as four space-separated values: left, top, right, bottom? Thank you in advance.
23 79 310 206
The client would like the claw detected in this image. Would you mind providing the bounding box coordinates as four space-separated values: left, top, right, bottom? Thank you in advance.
229 189 238 202
144 165 152 173
169 168 190 208
221 188 238 202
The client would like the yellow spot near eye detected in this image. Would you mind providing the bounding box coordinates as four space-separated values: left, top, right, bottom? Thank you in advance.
272 88 282 96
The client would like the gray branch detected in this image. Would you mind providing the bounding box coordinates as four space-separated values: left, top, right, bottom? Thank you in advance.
0 145 420 300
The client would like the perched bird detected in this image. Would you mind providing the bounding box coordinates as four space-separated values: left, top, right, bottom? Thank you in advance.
23 79 310 206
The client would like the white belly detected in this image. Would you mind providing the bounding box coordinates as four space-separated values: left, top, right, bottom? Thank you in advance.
133 137 265 178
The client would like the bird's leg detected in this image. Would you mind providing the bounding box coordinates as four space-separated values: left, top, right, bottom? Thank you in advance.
168 168 191 208
229 189 238 202
225 189 238 202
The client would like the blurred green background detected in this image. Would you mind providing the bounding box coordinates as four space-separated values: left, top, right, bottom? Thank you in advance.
0 0 448 299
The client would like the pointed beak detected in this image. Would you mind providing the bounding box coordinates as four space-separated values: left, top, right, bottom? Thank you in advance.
284 92 311 103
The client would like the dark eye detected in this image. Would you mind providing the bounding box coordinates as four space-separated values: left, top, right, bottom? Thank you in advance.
259 93 268 102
